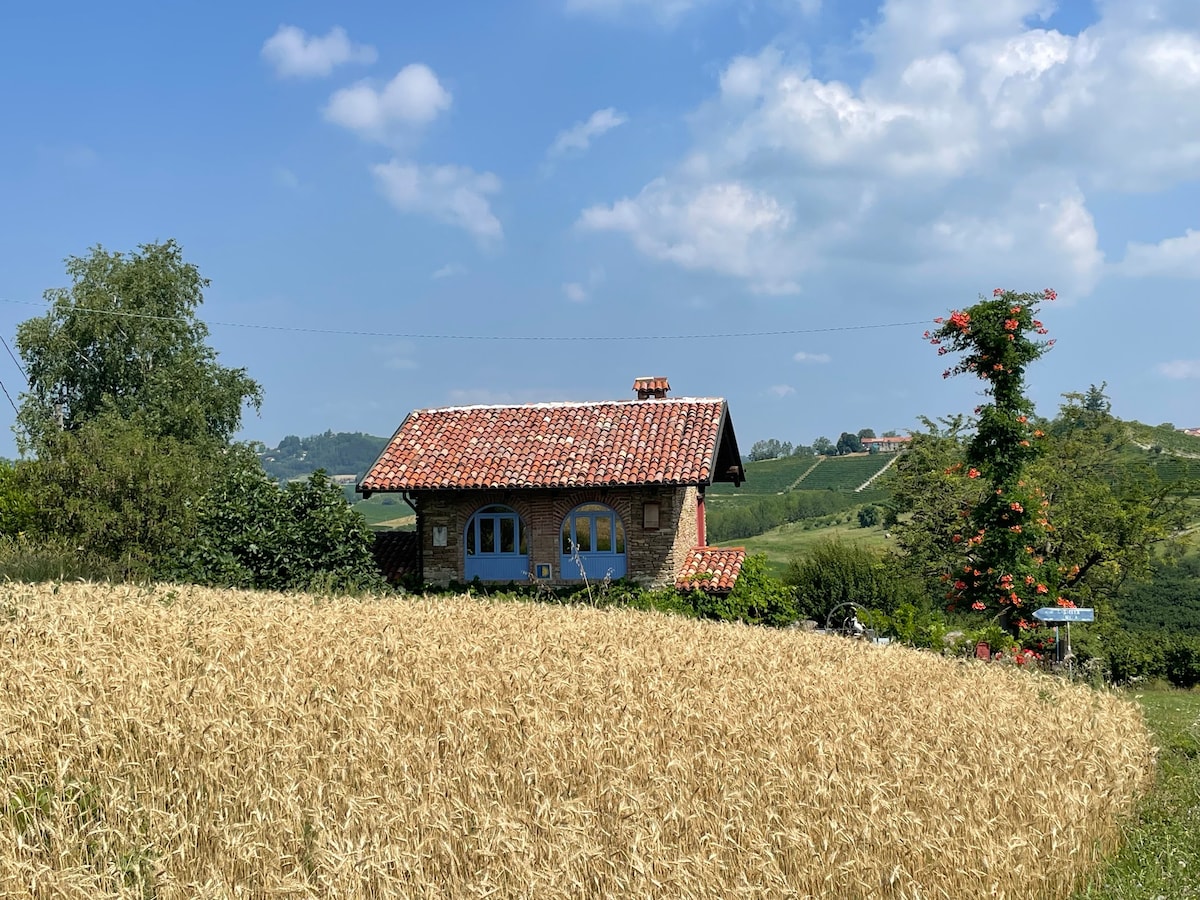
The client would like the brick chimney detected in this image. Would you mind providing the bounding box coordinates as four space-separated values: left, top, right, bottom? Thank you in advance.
633 376 670 400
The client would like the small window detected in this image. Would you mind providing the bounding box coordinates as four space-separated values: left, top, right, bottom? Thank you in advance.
643 502 660 530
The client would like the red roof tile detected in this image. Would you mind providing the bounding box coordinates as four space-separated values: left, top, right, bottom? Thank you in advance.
371 531 419 585
675 546 747 594
360 398 733 492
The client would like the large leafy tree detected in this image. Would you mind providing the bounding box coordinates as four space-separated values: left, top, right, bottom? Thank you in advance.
15 240 261 452
12 241 263 573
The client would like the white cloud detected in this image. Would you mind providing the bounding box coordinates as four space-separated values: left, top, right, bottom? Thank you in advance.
794 351 831 363
578 179 802 294
372 159 502 243
768 384 796 397
549 108 628 156
261 25 376 78
1157 360 1200 379
325 65 451 140
575 0 1200 296
1120 229 1200 279
561 266 606 303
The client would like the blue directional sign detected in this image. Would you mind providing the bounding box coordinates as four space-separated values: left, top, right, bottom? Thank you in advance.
1033 607 1095 623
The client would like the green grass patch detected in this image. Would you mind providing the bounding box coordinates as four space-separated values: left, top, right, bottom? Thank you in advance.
1076 688 1200 899
715 518 892 577
352 494 415 529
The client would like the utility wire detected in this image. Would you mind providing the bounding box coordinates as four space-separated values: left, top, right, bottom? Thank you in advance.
0 334 25 381
0 297 931 343
0 377 17 418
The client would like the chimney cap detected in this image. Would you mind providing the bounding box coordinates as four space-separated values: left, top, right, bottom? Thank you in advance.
633 376 670 400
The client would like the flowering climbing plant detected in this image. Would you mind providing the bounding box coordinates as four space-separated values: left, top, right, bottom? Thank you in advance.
926 289 1074 635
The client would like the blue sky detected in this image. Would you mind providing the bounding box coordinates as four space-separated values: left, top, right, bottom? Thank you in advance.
2 0 1199 457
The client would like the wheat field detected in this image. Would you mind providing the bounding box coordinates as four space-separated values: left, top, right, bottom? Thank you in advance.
0 583 1153 899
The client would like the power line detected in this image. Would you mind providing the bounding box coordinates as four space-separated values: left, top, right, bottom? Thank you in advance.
0 377 17 418
0 334 25 381
0 297 931 343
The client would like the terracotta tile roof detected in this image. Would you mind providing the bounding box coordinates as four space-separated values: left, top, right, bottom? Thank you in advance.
675 546 747 594
371 531 419 585
360 398 734 492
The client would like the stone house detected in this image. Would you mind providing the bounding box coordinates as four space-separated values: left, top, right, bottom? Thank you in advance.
359 378 747 592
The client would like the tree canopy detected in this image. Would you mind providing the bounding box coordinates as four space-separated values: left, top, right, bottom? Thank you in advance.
15 240 261 452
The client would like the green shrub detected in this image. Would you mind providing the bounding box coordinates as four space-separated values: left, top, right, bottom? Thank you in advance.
787 540 917 622
686 554 797 627
171 461 385 594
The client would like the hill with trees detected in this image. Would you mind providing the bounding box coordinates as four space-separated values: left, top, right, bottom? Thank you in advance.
258 431 390 482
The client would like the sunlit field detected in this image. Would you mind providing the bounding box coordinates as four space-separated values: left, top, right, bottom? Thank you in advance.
0 583 1153 898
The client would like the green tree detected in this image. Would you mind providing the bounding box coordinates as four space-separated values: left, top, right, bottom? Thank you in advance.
812 436 835 456
174 456 384 593
836 432 863 455
15 240 261 452
748 438 785 461
857 505 880 528
12 241 264 573
22 410 216 574
0 460 36 537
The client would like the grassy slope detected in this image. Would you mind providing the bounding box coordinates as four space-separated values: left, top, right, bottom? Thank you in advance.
1076 688 1200 899
353 493 415 529
718 520 892 577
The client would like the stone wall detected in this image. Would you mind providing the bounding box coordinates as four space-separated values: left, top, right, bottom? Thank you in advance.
413 485 701 588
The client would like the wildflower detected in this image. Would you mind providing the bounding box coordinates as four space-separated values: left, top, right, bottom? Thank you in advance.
972 601 986 610
1043 288 1057 301
994 288 1005 296
1009 501 1024 513
1036 584 1048 594
967 468 980 478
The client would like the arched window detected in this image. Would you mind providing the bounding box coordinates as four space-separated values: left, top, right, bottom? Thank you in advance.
561 503 626 580
464 505 529 581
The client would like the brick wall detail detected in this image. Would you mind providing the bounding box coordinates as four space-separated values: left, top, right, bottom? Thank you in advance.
413 486 700 588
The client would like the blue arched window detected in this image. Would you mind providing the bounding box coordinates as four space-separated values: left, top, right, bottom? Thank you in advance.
561 503 626 580
464 505 529 582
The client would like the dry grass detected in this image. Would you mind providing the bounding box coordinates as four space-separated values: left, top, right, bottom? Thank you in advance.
0 583 1153 899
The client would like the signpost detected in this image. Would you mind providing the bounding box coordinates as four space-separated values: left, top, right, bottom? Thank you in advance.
1033 607 1095 668
1032 608 1095 623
